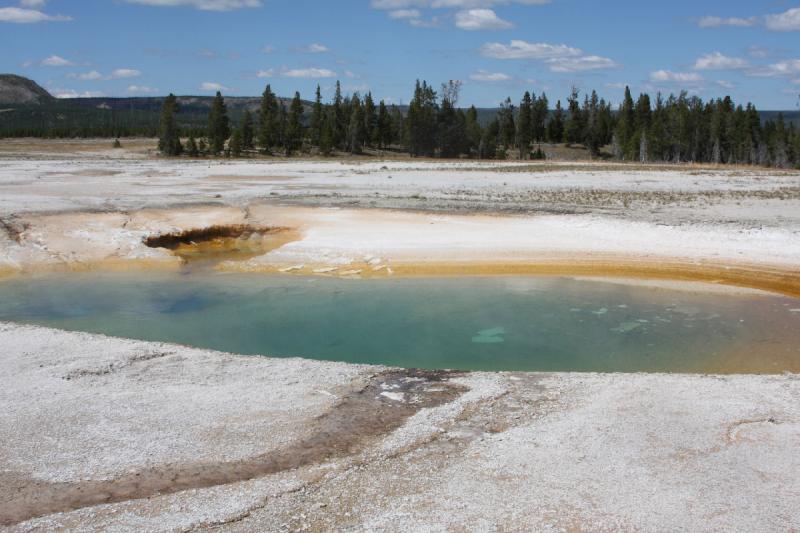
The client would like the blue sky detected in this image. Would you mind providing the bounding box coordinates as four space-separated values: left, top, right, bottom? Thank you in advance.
1 0 799 109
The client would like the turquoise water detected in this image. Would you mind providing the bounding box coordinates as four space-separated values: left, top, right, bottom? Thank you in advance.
0 272 798 373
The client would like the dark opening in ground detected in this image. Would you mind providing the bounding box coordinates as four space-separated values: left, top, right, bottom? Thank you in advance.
143 225 297 265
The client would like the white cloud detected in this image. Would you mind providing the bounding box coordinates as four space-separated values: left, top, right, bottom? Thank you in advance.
649 70 703 83
124 0 261 11
765 7 800 31
693 52 748 71
716 80 735 89
469 69 511 81
262 45 275 54
746 59 800 77
372 0 550 8
695 15 756 28
480 40 581 59
605 82 627 90
0 7 71 23
257 68 339 79
200 82 230 91
304 43 329 53
408 16 440 27
389 8 421 19
547 55 618 72
68 70 103 80
109 68 142 79
52 89 106 98
126 85 158 94
20 0 47 7
455 8 512 30
283 68 337 78
40 55 74 67
747 46 769 58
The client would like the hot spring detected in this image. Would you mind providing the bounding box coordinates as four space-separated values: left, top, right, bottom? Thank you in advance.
0 272 798 373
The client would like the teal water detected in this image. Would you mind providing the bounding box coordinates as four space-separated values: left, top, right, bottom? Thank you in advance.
0 272 798 373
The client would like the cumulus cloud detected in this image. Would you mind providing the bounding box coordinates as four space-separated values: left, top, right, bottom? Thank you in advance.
747 59 800 77
40 55 75 67
52 89 106 98
68 70 103 81
126 85 158 94
547 55 618 72
480 40 616 74
693 52 748 71
765 7 800 31
480 40 581 59
109 68 142 79
124 0 261 11
469 69 511 82
695 16 756 28
374 0 547 29
283 68 337 78
649 70 703 83
372 0 550 8
200 82 230 91
389 8 421 19
256 68 338 79
303 43 329 53
455 8 512 30
0 6 71 23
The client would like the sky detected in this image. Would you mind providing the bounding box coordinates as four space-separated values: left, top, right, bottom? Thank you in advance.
1 0 799 109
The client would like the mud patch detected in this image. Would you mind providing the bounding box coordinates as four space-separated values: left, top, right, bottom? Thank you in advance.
0 217 27 243
143 225 298 265
0 369 466 526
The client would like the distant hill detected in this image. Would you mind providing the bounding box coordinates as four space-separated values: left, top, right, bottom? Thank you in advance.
0 74 54 105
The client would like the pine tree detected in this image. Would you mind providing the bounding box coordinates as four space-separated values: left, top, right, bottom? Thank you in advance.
406 80 438 157
363 92 377 148
377 100 391 150
547 100 565 143
347 93 365 154
320 108 335 156
582 90 601 156
332 81 345 150
240 110 254 151
564 87 583 145
498 97 516 150
285 91 304 156
517 91 533 159
229 128 243 157
258 84 279 154
465 105 482 157
438 91 467 158
532 92 549 143
207 91 230 155
614 86 635 159
310 85 323 147
158 93 182 156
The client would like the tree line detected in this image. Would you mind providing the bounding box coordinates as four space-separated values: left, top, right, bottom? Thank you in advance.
138 81 800 168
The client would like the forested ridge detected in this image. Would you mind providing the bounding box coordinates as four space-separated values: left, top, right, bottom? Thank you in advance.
2 76 799 167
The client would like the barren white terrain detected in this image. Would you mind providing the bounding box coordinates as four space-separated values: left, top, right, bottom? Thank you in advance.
1 141 799 531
